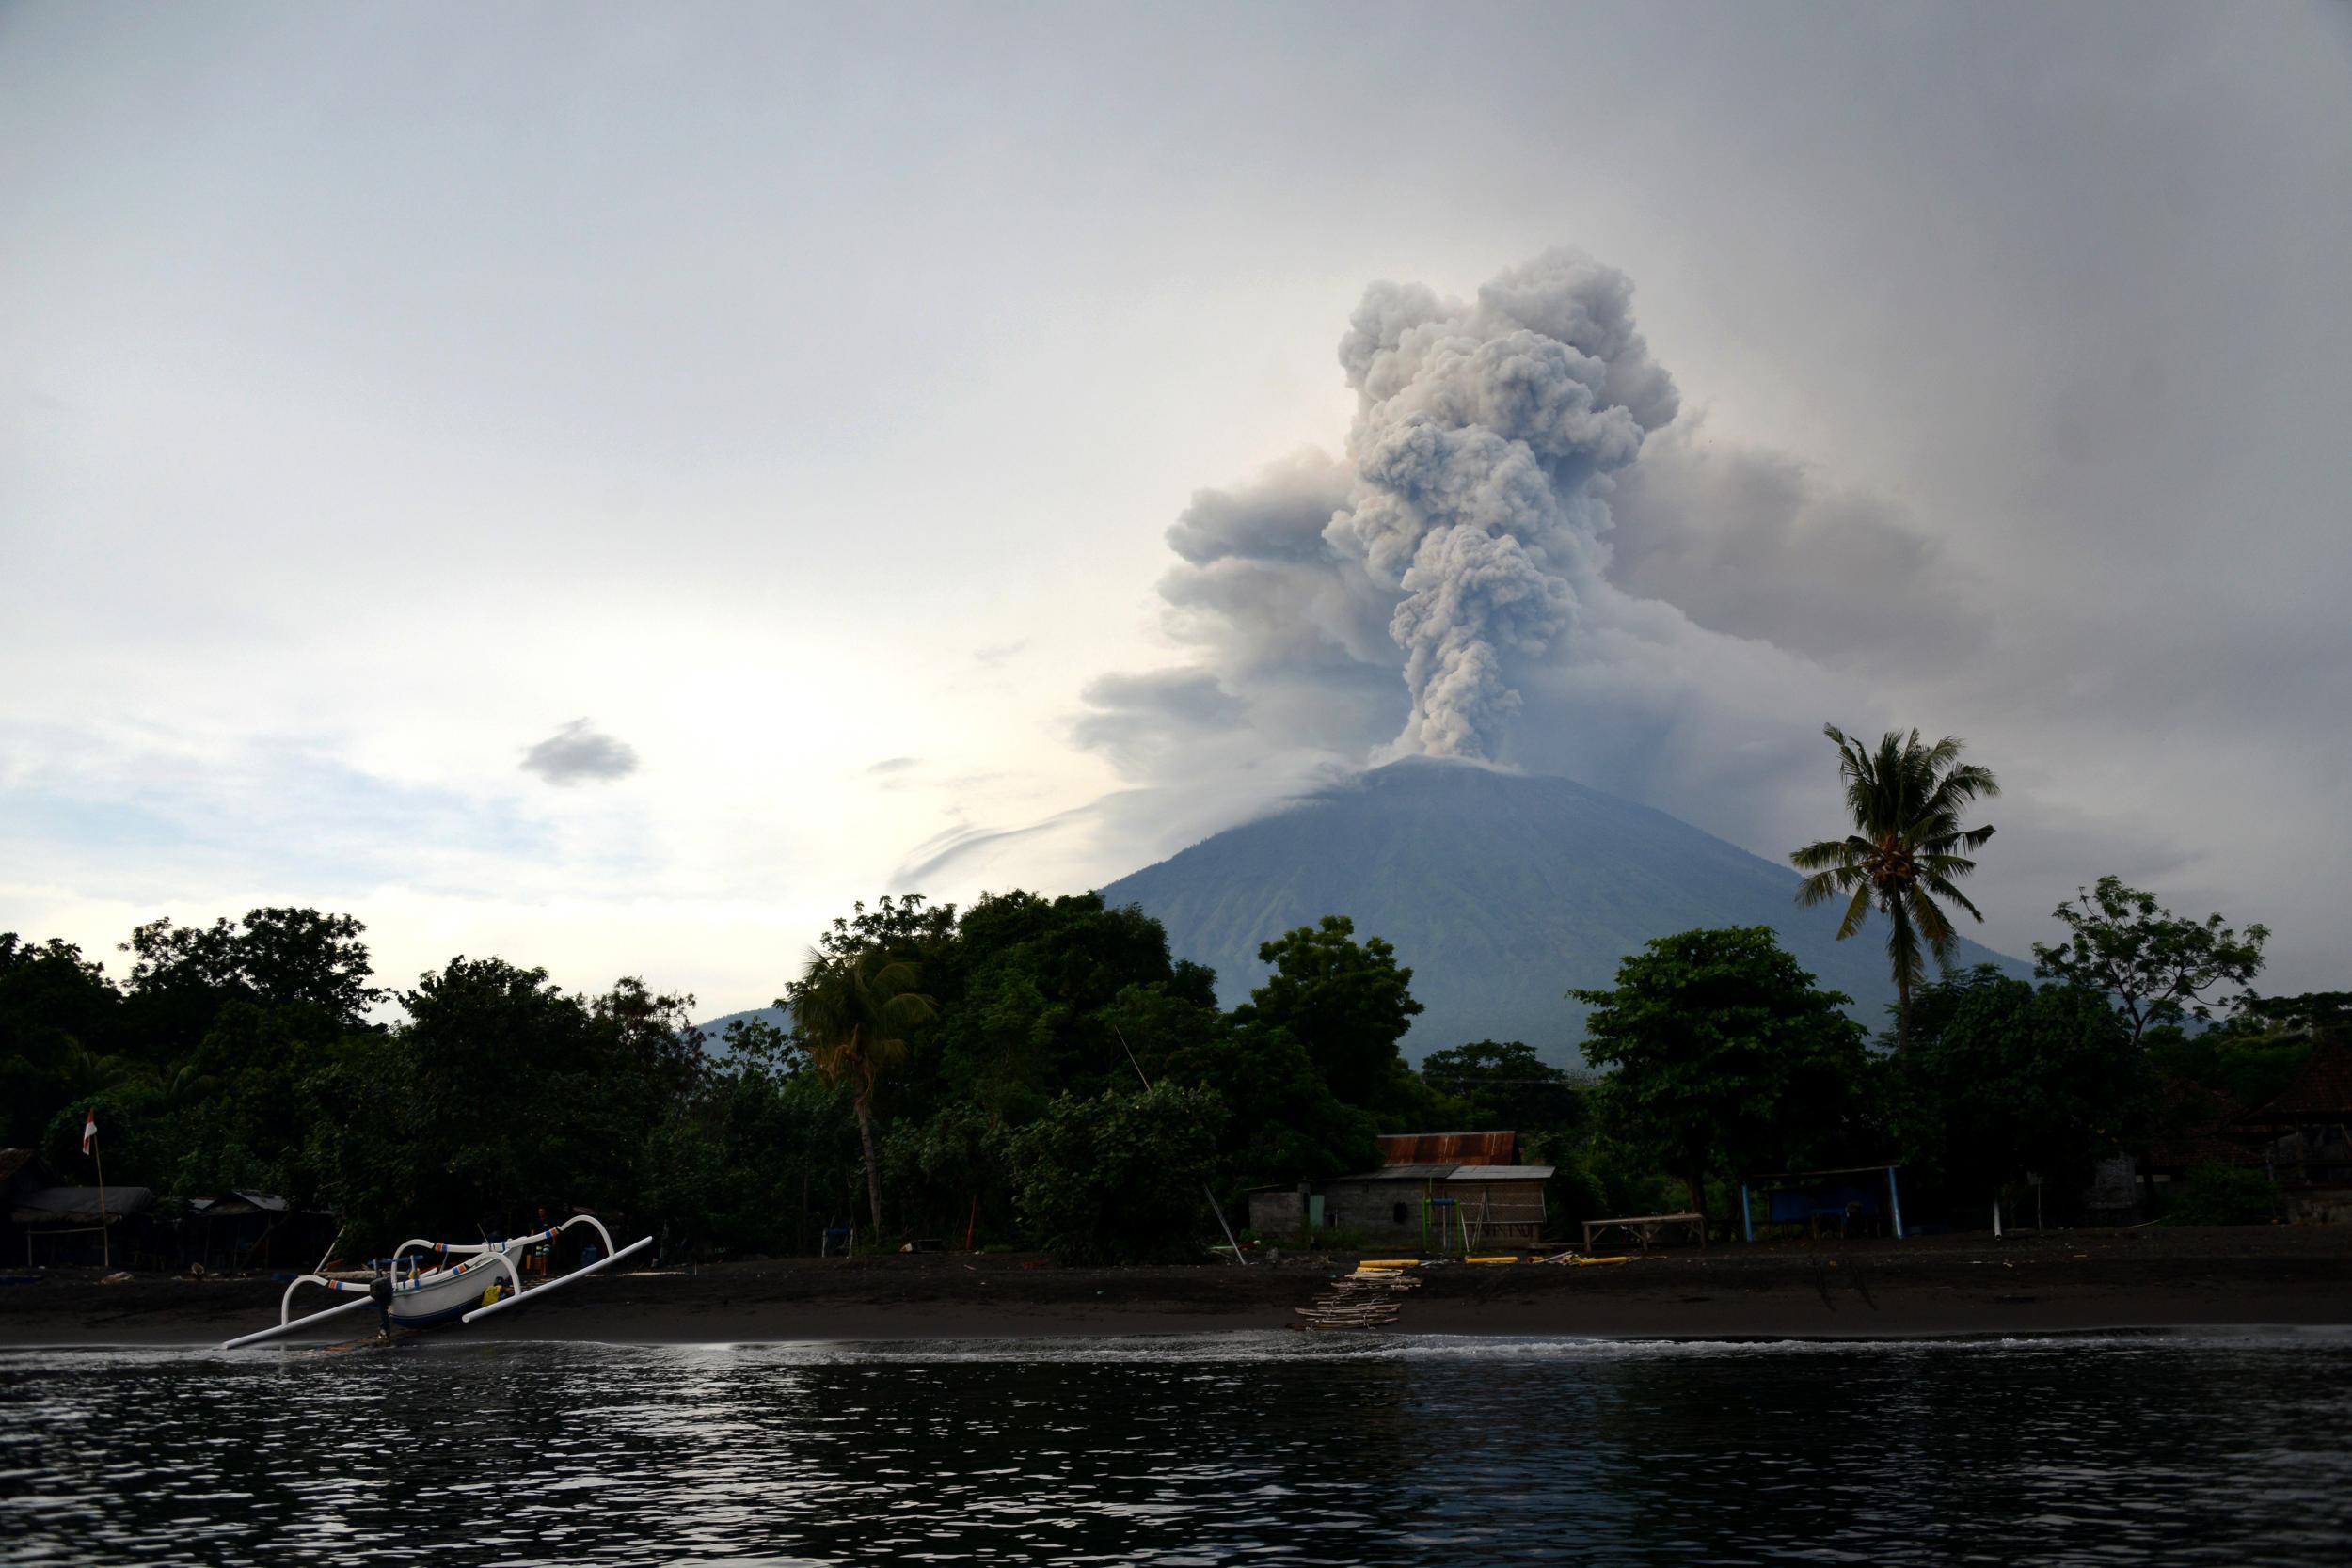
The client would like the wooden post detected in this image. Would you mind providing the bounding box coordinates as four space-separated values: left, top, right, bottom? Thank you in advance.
93 1130 109 1273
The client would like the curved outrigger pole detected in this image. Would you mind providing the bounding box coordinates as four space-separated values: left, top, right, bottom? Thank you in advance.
221 1213 652 1349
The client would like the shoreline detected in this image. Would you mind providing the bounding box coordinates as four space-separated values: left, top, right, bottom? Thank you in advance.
6 1227 2347 1349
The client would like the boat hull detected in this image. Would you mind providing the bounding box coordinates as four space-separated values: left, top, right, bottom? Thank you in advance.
389 1253 519 1327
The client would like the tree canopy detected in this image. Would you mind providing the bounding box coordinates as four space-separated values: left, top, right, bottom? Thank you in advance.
1232 915 1426 1115
1896 966 2148 1201
1573 927 1868 1218
2030 875 2268 1044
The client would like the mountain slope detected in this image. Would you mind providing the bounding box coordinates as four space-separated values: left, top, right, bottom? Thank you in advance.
1097 756 2020 1065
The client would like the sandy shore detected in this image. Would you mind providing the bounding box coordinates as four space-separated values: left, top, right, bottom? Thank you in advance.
5 1227 2347 1348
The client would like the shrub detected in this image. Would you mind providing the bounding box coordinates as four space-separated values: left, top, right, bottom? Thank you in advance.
2162 1164 2279 1226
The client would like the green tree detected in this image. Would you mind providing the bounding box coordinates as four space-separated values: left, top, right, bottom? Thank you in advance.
786 945 936 1238
1007 1082 1225 1263
924 891 1211 1122
1161 1013 1380 1193
1573 927 1867 1223
1899 966 2149 1209
1235 915 1424 1112
0 934 126 1148
1791 725 2000 1053
120 907 381 1055
1416 1040 1586 1134
2029 876 2268 1045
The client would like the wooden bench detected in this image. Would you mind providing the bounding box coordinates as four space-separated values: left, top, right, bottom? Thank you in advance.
1582 1212 1708 1251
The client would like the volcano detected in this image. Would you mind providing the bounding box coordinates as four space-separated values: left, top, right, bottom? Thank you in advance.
1097 757 2019 1065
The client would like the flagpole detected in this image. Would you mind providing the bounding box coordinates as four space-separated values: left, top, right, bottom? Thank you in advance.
93 1126 109 1272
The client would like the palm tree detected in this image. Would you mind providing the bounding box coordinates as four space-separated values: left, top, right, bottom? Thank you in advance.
787 945 936 1240
1790 724 2000 1053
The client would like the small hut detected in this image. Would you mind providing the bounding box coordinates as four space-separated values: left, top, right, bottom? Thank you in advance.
10 1184 156 1267
1248 1151 1553 1251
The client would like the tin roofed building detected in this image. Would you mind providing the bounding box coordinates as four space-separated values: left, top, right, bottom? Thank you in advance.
1248 1132 1552 1251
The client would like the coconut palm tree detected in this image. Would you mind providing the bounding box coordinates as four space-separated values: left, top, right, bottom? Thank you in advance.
787 945 935 1239
1791 724 2000 1053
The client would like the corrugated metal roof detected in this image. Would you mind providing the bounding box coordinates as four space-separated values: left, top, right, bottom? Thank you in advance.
1443 1165 1555 1181
11 1186 156 1225
1377 1132 1518 1166
1329 1164 1458 1182
0 1148 34 1185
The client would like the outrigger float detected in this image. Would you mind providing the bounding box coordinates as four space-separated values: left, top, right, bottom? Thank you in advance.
222 1215 652 1349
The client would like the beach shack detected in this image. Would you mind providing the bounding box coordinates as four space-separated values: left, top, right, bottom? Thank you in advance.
1248 1132 1553 1251
10 1182 157 1266
183 1191 340 1273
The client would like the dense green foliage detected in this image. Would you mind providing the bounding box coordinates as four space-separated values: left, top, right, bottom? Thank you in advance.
1007 1083 1225 1263
2160 1164 2280 1227
1573 927 1871 1218
1892 966 2148 1201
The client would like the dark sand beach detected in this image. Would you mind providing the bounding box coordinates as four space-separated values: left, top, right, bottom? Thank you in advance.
6 1226 2348 1347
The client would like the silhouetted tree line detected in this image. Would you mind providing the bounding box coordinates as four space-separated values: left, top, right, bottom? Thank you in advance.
0 895 1577 1263
3 869 2323 1264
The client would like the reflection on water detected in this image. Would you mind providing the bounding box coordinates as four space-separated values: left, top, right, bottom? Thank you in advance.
4 1331 2349 1565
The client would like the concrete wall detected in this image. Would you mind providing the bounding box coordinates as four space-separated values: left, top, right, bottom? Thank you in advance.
1249 1177 1551 1246
1324 1180 1452 1247
1247 1189 1307 1238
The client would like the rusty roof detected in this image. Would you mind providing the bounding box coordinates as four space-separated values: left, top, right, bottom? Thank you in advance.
1328 1164 1460 1182
1376 1131 1517 1166
2253 1040 2352 1120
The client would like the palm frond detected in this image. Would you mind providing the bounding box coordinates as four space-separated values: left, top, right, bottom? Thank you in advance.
1835 882 1872 941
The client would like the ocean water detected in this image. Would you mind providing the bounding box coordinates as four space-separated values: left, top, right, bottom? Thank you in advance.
3 1330 2348 1565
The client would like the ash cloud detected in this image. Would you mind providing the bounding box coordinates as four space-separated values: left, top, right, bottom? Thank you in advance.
1048 247 1966 871
1327 251 1679 758
519 719 639 786
1606 423 1988 670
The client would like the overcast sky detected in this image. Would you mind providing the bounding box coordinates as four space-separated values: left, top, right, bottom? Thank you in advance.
5 2 2347 1018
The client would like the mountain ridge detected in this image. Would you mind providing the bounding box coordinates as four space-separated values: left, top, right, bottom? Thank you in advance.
1097 756 2022 1065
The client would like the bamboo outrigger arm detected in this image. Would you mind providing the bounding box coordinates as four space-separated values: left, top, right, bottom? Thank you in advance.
459 1234 651 1323
221 1282 377 1349
392 1214 617 1275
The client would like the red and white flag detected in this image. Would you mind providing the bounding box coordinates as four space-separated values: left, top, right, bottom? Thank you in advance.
82 1109 98 1155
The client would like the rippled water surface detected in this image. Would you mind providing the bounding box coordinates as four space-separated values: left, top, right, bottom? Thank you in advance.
4 1331 2349 1565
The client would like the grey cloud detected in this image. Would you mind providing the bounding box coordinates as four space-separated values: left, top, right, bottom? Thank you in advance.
1606 425 1991 671
1073 670 1248 778
974 641 1028 667
519 720 638 786
866 756 920 774
1151 451 1397 685
1167 450 1349 566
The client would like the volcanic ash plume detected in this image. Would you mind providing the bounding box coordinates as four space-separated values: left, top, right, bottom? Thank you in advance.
1327 250 1678 758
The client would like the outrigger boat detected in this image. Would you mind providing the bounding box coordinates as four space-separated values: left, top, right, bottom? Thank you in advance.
222 1214 652 1349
